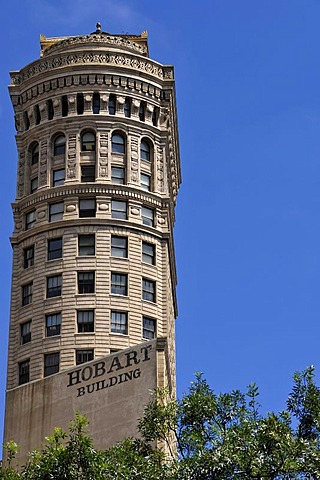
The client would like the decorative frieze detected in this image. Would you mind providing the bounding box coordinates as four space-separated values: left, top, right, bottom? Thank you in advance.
98 133 109 178
67 134 77 179
39 140 48 187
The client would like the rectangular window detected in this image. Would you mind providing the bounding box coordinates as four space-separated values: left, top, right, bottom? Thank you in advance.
25 210 36 230
111 167 125 185
141 174 151 192
111 200 127 220
76 349 94 365
143 317 156 340
31 177 38 193
142 242 155 265
78 234 95 256
111 273 127 296
142 278 156 303
111 236 128 258
53 169 65 187
111 311 128 335
23 245 34 268
22 282 33 306
77 310 94 333
47 275 62 298
109 94 116 115
44 353 59 377
48 238 62 260
19 360 30 385
78 272 95 294
79 199 96 218
49 202 64 222
142 207 154 226
46 313 61 337
20 321 32 345
81 165 95 183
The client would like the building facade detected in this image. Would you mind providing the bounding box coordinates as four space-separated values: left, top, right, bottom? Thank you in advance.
4 25 180 463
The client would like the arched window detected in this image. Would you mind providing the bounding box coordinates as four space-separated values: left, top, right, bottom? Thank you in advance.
140 140 151 162
92 93 100 114
31 143 39 165
81 132 96 152
53 135 66 156
111 133 125 154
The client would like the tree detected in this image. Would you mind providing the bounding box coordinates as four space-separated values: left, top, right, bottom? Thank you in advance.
2 367 320 479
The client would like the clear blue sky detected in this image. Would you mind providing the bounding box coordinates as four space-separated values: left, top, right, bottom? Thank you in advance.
1 0 320 442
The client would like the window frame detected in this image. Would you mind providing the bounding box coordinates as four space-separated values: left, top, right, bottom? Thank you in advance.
46 313 61 337
81 132 96 152
77 272 95 294
142 316 156 340
141 206 154 226
81 165 96 182
77 310 94 333
111 166 125 185
111 235 128 258
31 177 38 193
142 241 155 265
19 360 30 385
111 133 125 154
78 234 95 256
48 237 62 261
79 198 96 218
140 140 151 162
53 135 66 156
111 200 127 220
76 349 94 365
25 210 36 230
142 278 156 303
111 272 128 296
49 202 64 222
53 169 65 187
46 274 62 298
141 173 151 191
31 144 39 165
108 94 116 115
44 352 60 377
22 282 33 306
23 245 34 269
20 320 32 345
110 311 128 335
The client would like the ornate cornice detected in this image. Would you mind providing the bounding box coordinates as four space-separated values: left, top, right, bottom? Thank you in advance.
10 52 174 86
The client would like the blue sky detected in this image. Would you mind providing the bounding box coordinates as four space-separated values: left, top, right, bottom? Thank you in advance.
1 0 320 443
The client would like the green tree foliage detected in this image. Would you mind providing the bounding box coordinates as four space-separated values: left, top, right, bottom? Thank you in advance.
2 367 320 479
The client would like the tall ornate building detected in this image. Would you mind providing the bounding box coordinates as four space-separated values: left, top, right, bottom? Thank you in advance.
4 24 181 464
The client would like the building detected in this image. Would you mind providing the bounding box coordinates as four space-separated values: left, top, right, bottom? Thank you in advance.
4 24 181 465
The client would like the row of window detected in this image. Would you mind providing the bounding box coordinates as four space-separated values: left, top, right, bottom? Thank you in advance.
23 236 155 268
25 201 155 229
30 165 152 193
24 94 159 131
20 312 155 345
22 274 156 305
30 132 152 161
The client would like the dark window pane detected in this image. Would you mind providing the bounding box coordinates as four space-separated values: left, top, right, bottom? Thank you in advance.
78 235 95 256
48 238 62 260
47 275 62 298
54 135 66 156
141 174 150 191
81 165 95 182
31 144 39 165
78 272 95 294
143 317 156 339
79 199 96 218
21 321 31 345
19 360 30 385
49 202 64 222
111 273 127 295
142 278 155 302
22 283 33 306
77 93 84 115
140 140 150 161
44 353 59 377
92 93 100 114
61 95 68 117
81 132 96 151
124 98 131 117
109 95 116 115
53 169 65 186
111 311 127 335
46 313 61 337
25 210 36 230
111 167 125 184
142 242 155 265
76 349 94 365
31 177 38 193
77 310 94 332
111 133 125 154
24 245 34 268
111 200 127 219
142 207 154 226
111 236 127 258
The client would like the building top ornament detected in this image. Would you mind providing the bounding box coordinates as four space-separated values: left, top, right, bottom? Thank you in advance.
40 28 149 59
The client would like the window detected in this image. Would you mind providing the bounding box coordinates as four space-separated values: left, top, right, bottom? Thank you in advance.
31 144 39 165
77 310 94 332
142 278 156 302
48 238 62 260
19 360 30 385
81 132 96 152
47 275 62 298
31 177 38 193
111 236 127 258
139 102 146 121
140 140 150 162
111 133 125 154
142 242 155 265
77 93 84 115
111 311 127 335
24 111 30 130
78 235 95 256
92 93 100 114
111 273 127 296
53 169 65 186
46 313 61 337
47 99 54 120
124 97 131 117
21 321 31 345
79 199 96 218
78 272 95 294
109 94 116 115
44 353 59 377
142 207 154 226
111 167 125 184
61 95 68 117
25 210 36 230
152 107 159 127
53 135 66 156
76 349 94 365
34 105 41 125
22 282 33 306
141 174 151 192
143 317 156 340
81 165 95 182
49 202 64 222
23 245 34 269
111 200 127 219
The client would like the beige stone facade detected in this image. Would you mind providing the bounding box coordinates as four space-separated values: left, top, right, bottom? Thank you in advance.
4 25 180 464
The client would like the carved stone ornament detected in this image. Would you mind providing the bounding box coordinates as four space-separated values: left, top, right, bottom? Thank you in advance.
130 207 140 216
37 210 46 219
99 134 108 177
67 134 77 179
66 204 76 212
98 203 109 211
